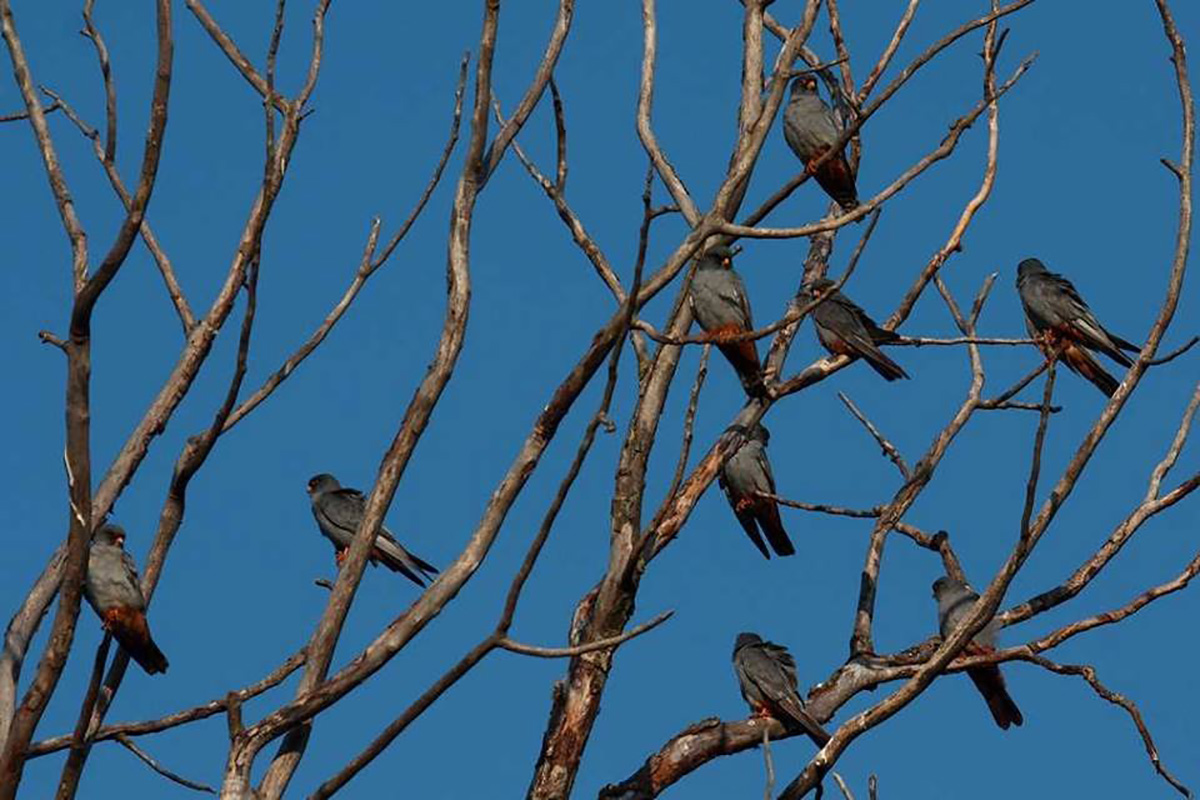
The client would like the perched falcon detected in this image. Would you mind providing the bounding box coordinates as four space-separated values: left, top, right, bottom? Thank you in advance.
718 424 795 559
783 74 859 211
307 473 438 588
732 632 831 747
932 576 1023 730
798 278 908 381
689 245 766 396
84 524 168 675
1016 258 1140 397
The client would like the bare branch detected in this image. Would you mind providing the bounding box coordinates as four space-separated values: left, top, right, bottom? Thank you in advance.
28 649 306 758
79 0 116 164
1024 656 1191 798
116 735 215 794
857 0 920 103
184 0 289 112
838 392 910 480
497 611 673 658
223 55 470 433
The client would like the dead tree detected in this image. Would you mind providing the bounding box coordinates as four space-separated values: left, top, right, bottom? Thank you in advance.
0 1 1194 798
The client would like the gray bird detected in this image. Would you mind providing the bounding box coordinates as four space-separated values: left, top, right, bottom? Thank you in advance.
1016 258 1140 397
798 278 908 381
307 473 438 588
783 74 859 211
719 424 795 558
733 632 831 747
84 524 168 675
689 245 765 396
932 577 1023 730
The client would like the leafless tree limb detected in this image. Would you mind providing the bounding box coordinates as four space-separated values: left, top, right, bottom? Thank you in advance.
0 1 173 791
184 0 289 112
1021 656 1191 798
837 392 910 480
497 612 674 658
116 734 216 794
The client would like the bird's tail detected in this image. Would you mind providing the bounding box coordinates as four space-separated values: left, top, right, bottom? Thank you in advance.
1101 329 1140 367
814 156 859 212
107 607 169 674
757 501 796 557
375 536 438 588
717 339 766 397
1061 344 1120 397
780 697 832 747
862 345 909 382
967 666 1023 730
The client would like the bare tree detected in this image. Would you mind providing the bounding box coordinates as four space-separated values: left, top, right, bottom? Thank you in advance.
1 1 1194 798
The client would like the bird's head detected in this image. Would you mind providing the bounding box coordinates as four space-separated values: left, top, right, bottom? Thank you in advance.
94 524 126 549
1016 257 1047 282
790 74 819 95
931 576 967 599
734 632 763 653
307 473 340 496
700 244 735 270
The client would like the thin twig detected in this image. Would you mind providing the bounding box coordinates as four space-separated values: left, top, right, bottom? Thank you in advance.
1019 362 1056 540
762 726 775 800
838 392 910 480
658 345 710 514
890 335 1034 347
496 611 674 658
116 735 215 794
978 360 1048 408
28 649 305 757
1024 656 1191 799
760 492 880 519
832 772 857 800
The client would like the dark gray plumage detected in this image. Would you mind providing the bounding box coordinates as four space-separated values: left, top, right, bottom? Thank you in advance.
307 473 438 588
732 632 831 747
783 74 859 210
1016 258 1139 397
798 278 908 381
718 424 795 558
688 246 765 396
932 577 1023 730
84 524 168 674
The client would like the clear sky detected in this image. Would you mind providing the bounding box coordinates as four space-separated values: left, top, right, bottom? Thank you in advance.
2 2 1197 798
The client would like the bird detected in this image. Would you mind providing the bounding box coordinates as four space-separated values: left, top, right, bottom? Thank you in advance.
732 632 831 747
932 576 1023 730
689 245 766 396
1016 258 1140 397
798 278 909 381
783 74 859 211
307 473 438 588
84 524 168 675
718 424 795 558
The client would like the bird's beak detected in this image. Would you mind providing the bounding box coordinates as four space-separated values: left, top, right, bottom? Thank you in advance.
114 534 125 548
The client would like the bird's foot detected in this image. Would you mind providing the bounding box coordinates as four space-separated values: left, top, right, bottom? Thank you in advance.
335 549 347 567
734 497 756 513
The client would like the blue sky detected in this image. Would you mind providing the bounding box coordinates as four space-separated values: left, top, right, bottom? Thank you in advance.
2 1 1197 798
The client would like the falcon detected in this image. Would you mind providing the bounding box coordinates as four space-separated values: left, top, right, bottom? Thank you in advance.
84 524 168 674
307 473 438 588
1016 258 1140 397
733 632 831 747
783 74 859 211
689 245 766 396
718 424 795 558
932 576 1023 730
798 278 908 381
